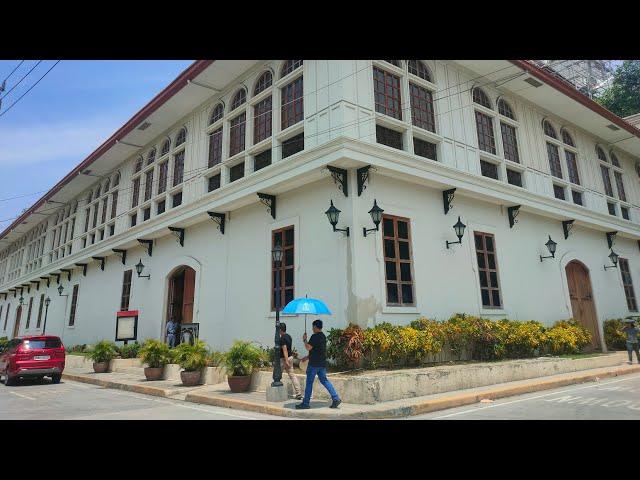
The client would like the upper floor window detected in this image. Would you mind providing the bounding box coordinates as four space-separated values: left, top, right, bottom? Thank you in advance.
472 87 492 109
561 129 575 147
409 83 435 132
497 99 519 163
175 127 187 147
147 148 156 165
384 60 403 68
254 71 273 95
497 98 515 120
134 156 143 173
598 146 626 202
610 151 621 167
281 76 303 129
280 60 303 78
543 120 557 139
113 172 120 187
407 60 432 82
596 146 607 162
230 89 247 111
373 66 402 120
210 103 224 124
475 110 496 155
103 178 111 192
161 138 171 156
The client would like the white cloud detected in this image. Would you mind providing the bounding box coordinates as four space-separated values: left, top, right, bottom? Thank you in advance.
0 117 122 168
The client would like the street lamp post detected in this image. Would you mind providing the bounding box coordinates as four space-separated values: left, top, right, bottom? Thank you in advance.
42 297 51 334
271 243 284 387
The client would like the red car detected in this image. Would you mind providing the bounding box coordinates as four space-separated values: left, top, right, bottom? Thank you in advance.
0 336 65 386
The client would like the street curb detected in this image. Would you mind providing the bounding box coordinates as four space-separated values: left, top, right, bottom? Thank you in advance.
184 365 640 419
62 372 173 398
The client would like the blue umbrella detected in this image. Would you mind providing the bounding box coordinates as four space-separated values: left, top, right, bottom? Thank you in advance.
282 295 332 333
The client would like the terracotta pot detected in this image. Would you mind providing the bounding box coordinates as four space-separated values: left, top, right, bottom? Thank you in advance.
180 370 202 386
93 362 109 373
227 375 251 393
144 367 164 381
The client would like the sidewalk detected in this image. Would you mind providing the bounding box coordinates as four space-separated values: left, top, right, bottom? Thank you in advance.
62 358 640 419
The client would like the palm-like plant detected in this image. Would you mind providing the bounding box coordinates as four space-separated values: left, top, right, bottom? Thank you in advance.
87 340 119 363
139 339 172 368
223 341 264 377
172 339 209 372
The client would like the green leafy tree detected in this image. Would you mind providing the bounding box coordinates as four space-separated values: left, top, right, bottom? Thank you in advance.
596 60 640 117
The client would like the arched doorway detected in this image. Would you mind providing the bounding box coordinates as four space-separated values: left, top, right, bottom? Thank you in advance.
565 260 601 351
12 305 22 339
166 266 196 344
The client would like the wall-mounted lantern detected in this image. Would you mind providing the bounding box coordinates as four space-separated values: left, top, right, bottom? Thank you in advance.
19 295 24 306
539 235 557 262
135 259 150 279
325 200 349 237
446 216 466 249
57 285 69 297
604 249 619 270
363 199 384 237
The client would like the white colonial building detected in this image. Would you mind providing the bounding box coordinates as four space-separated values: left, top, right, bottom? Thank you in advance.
1 60 640 352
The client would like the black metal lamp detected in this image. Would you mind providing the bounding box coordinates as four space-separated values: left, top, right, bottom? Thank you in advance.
325 200 349 237
135 258 150 279
539 235 557 262
271 243 284 387
446 216 466 249
43 297 51 334
604 249 619 270
19 295 24 306
363 199 384 237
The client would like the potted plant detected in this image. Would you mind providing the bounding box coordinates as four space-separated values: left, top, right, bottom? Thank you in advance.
172 339 209 386
139 339 171 381
223 340 264 393
87 340 119 373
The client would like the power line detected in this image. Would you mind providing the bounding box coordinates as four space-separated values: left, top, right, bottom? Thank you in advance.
0 60 42 102
0 61 60 118
0 60 25 88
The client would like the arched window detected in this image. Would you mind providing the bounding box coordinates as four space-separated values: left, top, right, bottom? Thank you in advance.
230 89 247 111
86 192 92 204
113 172 120 186
407 60 432 82
254 71 273 95
543 120 557 139
610 151 620 167
95 185 101 199
281 60 303 78
210 103 224 124
596 146 607 162
134 155 143 173
147 148 156 165
175 127 187 146
104 178 111 192
561 129 574 147
497 99 515 120
472 88 492 109
384 60 403 68
161 138 171 156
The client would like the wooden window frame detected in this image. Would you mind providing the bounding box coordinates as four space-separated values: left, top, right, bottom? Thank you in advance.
500 121 520 163
373 67 402 120
271 226 295 311
254 96 273 144
131 177 140 208
229 112 246 156
619 258 637 312
546 142 563 179
158 161 168 194
120 270 132 311
409 82 435 132
144 170 154 202
475 111 496 155
69 284 79 326
208 127 223 168
382 214 415 307
281 77 304 129
172 151 185 187
474 231 502 309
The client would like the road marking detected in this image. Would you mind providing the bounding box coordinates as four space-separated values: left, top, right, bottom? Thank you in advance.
9 391 35 400
430 374 640 419
172 403 259 419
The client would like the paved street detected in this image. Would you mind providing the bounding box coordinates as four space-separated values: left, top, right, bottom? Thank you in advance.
413 372 640 420
0 378 283 420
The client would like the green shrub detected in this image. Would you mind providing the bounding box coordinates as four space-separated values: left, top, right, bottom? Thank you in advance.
603 318 627 350
223 341 264 377
0 337 9 351
118 342 140 359
172 340 209 372
87 340 119 363
544 319 592 355
139 339 171 368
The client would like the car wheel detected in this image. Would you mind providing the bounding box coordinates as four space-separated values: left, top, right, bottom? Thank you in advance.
51 374 61 384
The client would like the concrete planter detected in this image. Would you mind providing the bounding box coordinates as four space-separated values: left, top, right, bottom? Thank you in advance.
162 364 181 381
109 358 143 372
202 366 227 385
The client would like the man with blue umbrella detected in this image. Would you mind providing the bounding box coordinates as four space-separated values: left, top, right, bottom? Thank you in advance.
282 296 341 409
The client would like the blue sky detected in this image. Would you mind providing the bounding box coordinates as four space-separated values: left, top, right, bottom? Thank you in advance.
0 60 193 228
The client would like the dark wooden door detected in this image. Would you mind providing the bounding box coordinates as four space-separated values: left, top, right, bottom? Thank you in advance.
566 261 600 350
12 306 22 339
182 267 195 324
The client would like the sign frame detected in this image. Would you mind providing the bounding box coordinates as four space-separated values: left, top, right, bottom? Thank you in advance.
115 310 139 343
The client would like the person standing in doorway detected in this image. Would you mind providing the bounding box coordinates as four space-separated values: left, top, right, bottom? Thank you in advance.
166 318 178 348
295 319 341 409
621 318 640 364
279 323 302 400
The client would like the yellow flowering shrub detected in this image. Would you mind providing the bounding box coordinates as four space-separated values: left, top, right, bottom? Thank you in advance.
544 319 592 355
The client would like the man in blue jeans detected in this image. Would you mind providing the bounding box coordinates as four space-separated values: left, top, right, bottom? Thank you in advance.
295 319 341 409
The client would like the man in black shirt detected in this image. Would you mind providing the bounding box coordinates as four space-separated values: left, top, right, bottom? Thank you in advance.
295 319 341 409
279 323 302 399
